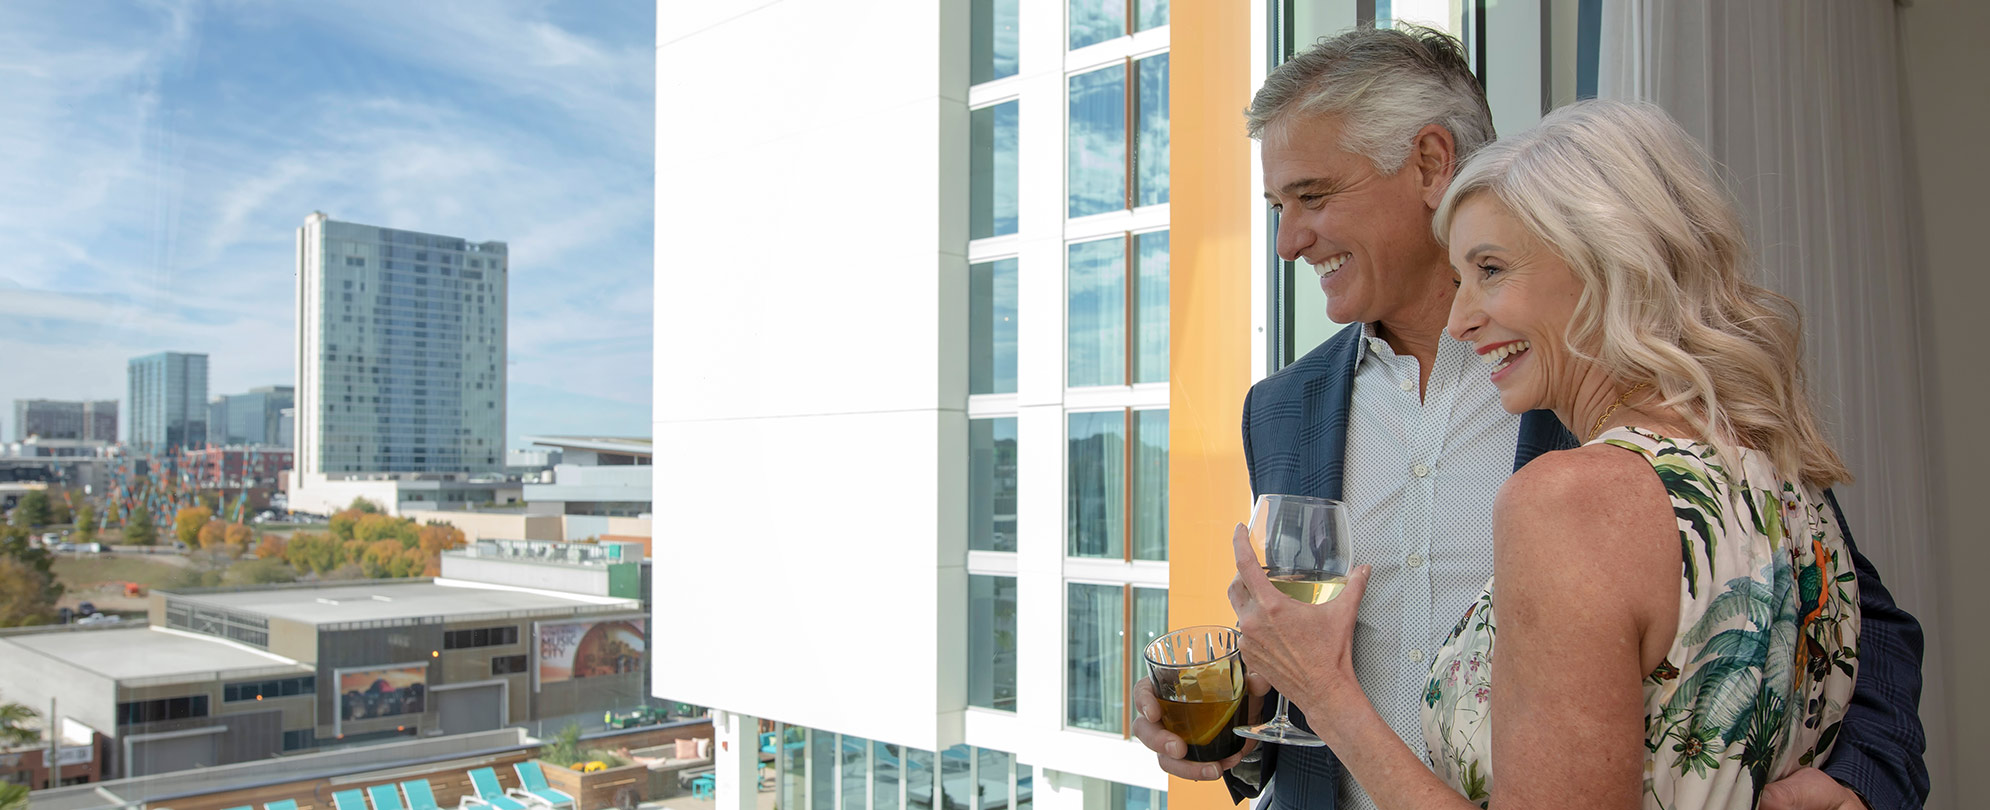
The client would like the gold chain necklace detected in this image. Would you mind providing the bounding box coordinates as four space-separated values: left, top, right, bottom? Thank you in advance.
1588 382 1650 442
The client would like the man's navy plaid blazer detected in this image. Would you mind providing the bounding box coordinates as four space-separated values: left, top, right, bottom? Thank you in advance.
1226 323 1929 809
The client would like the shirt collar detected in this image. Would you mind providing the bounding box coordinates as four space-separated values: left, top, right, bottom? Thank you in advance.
1357 322 1482 374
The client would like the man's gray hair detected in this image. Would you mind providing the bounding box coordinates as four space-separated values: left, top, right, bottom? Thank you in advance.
1247 25 1494 174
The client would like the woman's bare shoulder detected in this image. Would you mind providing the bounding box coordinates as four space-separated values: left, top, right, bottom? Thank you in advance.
1495 443 1678 566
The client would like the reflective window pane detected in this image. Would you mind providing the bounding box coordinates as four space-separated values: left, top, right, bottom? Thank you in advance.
1067 237 1126 387
781 725 806 810
1016 761 1034 810
1111 782 1168 810
969 258 1018 394
907 748 935 810
1135 0 1168 30
811 729 835 810
1135 54 1169 207
874 742 901 810
842 735 868 810
1067 411 1125 558
977 749 1011 809
970 417 1019 552
939 745 972 810
1133 231 1169 383
1068 0 1126 49
1132 586 1168 701
969 575 1019 711
1067 582 1125 732
971 0 1020 83
1132 409 1168 560
1067 65 1127 217
971 102 1019 239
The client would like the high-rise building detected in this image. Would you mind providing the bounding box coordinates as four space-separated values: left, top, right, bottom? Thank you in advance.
12 399 117 442
294 213 507 476
208 385 296 446
128 353 208 455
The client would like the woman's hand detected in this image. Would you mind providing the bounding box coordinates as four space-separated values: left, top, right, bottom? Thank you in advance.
1227 522 1373 724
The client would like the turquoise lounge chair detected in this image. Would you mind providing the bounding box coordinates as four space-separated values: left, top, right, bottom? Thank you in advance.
400 779 442 810
511 762 574 810
331 789 368 810
465 767 528 810
368 783 408 810
221 805 254 810
265 801 300 810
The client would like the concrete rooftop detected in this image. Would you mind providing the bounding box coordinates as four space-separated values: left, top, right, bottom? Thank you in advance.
170 580 637 625
0 627 300 680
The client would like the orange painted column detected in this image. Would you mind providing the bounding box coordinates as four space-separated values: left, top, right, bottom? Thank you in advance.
1169 0 1254 805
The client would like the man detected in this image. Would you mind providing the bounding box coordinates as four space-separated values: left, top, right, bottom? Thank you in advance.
1131 25 1928 810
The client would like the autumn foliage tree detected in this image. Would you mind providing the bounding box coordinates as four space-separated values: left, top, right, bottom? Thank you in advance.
280 510 464 579
198 520 228 551
174 507 214 548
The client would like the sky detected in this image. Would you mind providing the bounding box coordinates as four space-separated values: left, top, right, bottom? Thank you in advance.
0 0 655 454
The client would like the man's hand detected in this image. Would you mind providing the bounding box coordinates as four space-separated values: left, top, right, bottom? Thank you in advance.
1759 767 1869 810
1131 650 1269 779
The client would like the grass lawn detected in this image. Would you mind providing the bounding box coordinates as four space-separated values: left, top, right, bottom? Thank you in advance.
52 554 188 591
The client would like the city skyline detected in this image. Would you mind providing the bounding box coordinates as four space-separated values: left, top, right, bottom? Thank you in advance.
0 1 655 454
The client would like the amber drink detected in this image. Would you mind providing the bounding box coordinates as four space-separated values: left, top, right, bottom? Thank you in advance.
1145 626 1249 763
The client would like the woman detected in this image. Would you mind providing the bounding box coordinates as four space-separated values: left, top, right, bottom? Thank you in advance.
1231 100 1860 809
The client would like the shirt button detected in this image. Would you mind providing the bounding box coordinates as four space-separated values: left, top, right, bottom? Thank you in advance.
1412 463 1430 478
1409 648 1426 663
1399 378 1415 392
1407 553 1425 569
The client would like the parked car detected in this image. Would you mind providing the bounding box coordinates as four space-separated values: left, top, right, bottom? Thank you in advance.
76 613 120 626
77 601 96 615
54 542 74 553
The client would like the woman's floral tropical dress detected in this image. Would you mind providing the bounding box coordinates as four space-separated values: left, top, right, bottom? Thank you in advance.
1419 427 1860 809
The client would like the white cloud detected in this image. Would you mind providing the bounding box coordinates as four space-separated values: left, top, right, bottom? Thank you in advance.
0 1 653 449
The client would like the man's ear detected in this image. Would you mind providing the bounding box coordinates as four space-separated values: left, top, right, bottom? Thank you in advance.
1412 123 1458 211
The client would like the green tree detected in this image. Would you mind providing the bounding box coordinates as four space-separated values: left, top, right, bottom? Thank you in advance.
0 529 61 605
74 500 97 542
0 781 28 810
123 509 159 545
349 497 382 514
0 557 60 626
0 694 36 747
13 491 51 527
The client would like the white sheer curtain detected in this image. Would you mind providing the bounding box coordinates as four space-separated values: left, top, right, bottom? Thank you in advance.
1599 1 1950 804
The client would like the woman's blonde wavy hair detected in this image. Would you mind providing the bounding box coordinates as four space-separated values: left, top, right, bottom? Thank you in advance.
1434 99 1849 488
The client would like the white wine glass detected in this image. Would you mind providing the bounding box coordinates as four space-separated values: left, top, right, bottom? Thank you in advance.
1234 493 1352 748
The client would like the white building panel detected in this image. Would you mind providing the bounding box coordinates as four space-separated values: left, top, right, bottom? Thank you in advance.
651 409 966 751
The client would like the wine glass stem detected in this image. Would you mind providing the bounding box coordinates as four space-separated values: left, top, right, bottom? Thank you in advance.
1271 695 1294 725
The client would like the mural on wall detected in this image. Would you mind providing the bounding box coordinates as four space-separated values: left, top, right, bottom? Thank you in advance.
538 619 646 685
338 664 428 722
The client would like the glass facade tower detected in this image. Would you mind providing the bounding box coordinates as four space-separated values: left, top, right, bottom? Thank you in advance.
127 352 208 455
295 212 507 475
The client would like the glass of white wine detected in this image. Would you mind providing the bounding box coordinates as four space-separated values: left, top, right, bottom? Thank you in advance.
1235 493 1351 748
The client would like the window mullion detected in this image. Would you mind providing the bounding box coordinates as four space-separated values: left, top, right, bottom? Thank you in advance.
1121 583 1134 737
1123 57 1135 211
